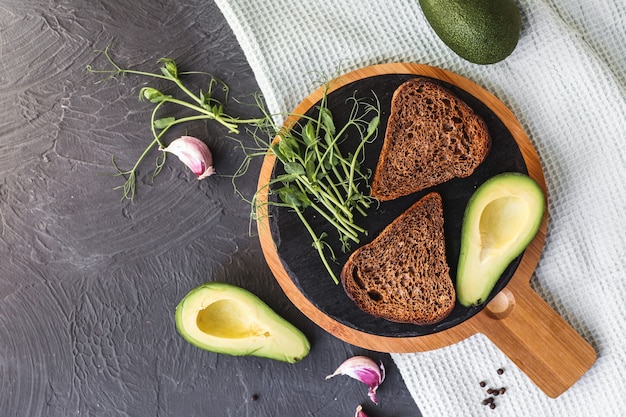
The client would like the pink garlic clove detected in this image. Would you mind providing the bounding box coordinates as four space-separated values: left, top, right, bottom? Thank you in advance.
326 356 386 405
355 405 369 417
160 136 215 179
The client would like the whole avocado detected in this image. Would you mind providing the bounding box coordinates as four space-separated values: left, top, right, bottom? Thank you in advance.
419 0 522 64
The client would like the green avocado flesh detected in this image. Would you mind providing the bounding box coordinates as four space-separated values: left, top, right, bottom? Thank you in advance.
419 0 521 64
456 173 545 307
175 282 310 363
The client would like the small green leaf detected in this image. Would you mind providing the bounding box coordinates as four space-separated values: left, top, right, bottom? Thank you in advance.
154 117 176 129
319 107 335 135
209 103 224 116
294 190 312 208
284 162 305 176
367 116 380 136
140 87 168 103
303 121 316 146
311 234 325 251
312 232 336 260
278 137 297 160
324 132 335 147
303 145 318 165
347 153 361 172
276 187 310 208
158 58 178 79
270 143 287 163
274 173 299 184
305 157 317 182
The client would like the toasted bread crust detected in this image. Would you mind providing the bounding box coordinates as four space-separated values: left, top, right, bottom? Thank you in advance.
371 78 491 201
340 192 455 325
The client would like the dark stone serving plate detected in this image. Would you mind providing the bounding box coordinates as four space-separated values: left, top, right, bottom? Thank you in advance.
268 73 528 337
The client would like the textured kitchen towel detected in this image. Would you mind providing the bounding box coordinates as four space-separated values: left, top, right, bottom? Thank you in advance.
213 0 626 415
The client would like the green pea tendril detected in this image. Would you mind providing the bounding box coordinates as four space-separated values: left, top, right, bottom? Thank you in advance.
88 46 381 283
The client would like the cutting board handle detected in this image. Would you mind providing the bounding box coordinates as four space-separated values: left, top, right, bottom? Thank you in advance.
477 285 596 398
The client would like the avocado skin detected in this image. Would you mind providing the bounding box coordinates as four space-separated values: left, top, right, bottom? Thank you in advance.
419 0 522 64
456 173 545 307
175 282 310 363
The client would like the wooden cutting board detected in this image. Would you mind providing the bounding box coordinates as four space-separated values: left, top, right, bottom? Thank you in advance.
256 63 596 398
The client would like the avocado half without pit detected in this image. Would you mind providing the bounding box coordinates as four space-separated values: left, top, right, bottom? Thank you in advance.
175 282 310 363
456 173 545 307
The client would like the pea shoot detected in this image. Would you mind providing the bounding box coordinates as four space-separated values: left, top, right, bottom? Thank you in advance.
253 84 381 283
88 48 381 283
87 46 267 201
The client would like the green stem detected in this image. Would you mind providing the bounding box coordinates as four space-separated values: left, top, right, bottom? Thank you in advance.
127 112 210 178
171 77 203 106
347 127 377 202
162 97 216 117
122 69 171 81
331 165 350 193
150 100 168 147
161 97 266 133
306 200 360 242
299 178 353 221
129 138 160 174
293 207 339 285
323 173 346 206
355 204 368 217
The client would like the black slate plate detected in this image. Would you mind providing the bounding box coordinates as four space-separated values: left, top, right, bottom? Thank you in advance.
268 73 527 337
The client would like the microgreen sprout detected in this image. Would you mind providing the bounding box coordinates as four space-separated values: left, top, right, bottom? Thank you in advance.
87 45 267 201
89 47 381 283
251 83 381 283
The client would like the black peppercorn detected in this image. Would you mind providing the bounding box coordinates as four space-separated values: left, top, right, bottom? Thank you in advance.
490 403 496 409
479 381 487 387
499 388 506 395
497 368 504 375
251 394 259 401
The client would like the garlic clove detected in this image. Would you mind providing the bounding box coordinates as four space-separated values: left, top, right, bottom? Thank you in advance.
160 136 216 179
355 405 369 417
326 356 386 405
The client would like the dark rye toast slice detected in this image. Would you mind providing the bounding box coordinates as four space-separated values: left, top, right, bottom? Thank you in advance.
341 192 455 325
371 78 491 201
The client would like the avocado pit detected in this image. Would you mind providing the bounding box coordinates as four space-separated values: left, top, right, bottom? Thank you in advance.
175 282 310 363
196 299 269 339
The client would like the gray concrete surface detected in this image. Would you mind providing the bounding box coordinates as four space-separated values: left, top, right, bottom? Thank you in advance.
0 1 423 416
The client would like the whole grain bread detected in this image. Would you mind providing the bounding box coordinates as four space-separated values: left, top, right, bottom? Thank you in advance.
371 78 491 201
341 192 455 325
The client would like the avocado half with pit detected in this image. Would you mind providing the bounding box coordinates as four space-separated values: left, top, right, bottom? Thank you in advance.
456 173 545 307
175 282 310 363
